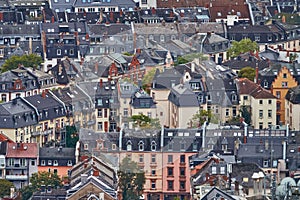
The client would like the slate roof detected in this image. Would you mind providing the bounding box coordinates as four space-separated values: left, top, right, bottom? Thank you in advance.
201 187 236 200
231 163 265 188
168 84 200 107
286 85 300 104
118 81 139 98
0 98 38 129
223 54 269 71
88 24 131 36
130 89 156 109
6 142 38 158
24 92 66 121
31 188 67 200
39 147 75 158
152 68 182 89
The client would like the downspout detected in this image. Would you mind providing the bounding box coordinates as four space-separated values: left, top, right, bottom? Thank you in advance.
202 121 207 150
242 121 248 143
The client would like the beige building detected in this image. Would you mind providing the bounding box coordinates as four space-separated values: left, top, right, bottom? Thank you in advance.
237 78 277 129
168 84 200 128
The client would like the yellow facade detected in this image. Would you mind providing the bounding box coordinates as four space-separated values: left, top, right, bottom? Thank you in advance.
271 66 298 124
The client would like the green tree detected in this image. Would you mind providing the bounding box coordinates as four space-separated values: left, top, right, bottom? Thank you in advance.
175 56 189 65
1 54 43 73
189 110 212 128
118 157 145 200
131 114 160 129
238 67 256 81
66 125 79 148
20 171 63 200
0 179 14 198
240 106 251 125
142 68 157 92
289 53 298 63
228 38 258 58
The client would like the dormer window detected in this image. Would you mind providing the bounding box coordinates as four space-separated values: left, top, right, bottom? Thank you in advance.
16 84 21 89
138 141 144 151
263 81 268 88
151 141 157 151
232 94 237 101
127 140 132 151
1 84 5 90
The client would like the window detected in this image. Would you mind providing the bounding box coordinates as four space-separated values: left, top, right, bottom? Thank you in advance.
225 109 229 117
282 82 288 87
283 73 287 78
141 0 147 4
259 122 263 129
151 154 156 163
160 35 165 42
277 102 281 111
54 169 58 174
48 160 52 165
123 108 128 117
138 141 144 151
263 160 269 167
97 109 102 117
57 49 61 55
168 155 173 163
259 100 263 104
167 167 173 176
41 160 45 166
268 100 272 104
264 81 268 88
243 96 248 100
232 107 237 117
180 155 185 163
97 99 103 106
70 49 74 55
84 143 88 150
104 109 108 118
220 166 225 174
127 141 132 151
151 141 156 151
151 180 156 189
151 169 156 176
212 166 217 174
67 160 72 166
167 181 174 190
53 160 58 166
139 154 144 163
255 35 260 41
276 91 281 98
97 122 103 131
31 160 35 166
180 181 186 190
259 110 263 118
1 94 6 102
180 167 185 176
268 110 272 118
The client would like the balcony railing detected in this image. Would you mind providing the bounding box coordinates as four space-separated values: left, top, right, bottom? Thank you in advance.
6 175 28 180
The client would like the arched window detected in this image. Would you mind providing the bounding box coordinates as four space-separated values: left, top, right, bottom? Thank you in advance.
151 141 157 151
138 141 144 151
127 140 132 151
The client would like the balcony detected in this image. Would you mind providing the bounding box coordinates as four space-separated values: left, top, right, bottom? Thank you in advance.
6 164 27 169
43 128 53 135
6 175 28 180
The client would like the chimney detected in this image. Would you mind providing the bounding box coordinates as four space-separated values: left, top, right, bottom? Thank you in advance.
99 79 103 88
94 62 99 74
41 90 46 98
93 170 99 176
51 16 55 23
85 33 89 40
151 7 156 15
110 11 114 22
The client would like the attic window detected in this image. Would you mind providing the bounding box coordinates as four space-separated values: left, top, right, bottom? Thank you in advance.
217 12 221 17
138 141 144 151
127 140 132 151
151 141 157 151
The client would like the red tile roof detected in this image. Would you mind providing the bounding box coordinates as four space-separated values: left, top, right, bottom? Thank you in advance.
6 143 38 158
237 78 276 99
0 133 14 143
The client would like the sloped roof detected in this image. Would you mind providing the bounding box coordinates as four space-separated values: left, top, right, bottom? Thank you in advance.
237 78 276 99
6 143 38 158
286 85 300 104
